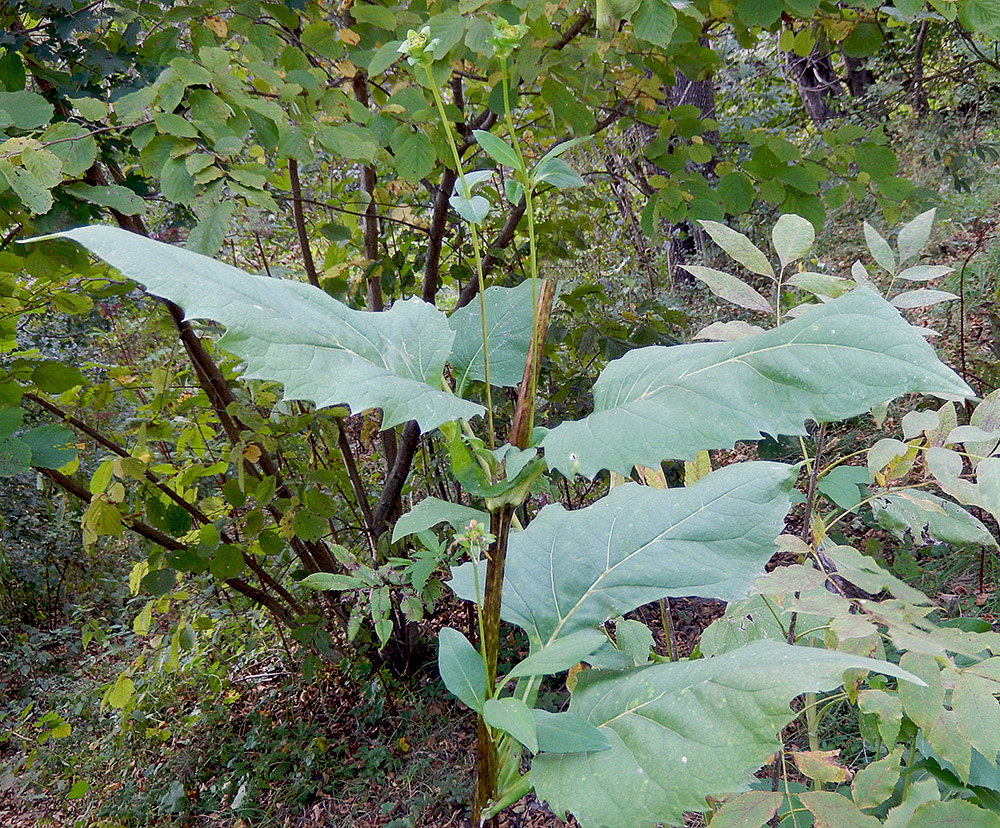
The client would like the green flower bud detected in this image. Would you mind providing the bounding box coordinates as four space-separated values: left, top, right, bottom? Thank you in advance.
486 20 528 59
398 26 440 67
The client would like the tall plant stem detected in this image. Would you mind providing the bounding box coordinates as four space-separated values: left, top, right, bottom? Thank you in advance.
472 503 516 827
660 597 678 661
510 279 557 449
500 55 542 434
425 67 496 449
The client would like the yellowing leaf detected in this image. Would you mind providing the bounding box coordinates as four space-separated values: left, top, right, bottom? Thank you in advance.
205 15 227 37
791 749 853 783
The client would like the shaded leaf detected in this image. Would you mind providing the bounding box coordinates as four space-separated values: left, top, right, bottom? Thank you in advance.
873 489 997 549
507 629 608 679
473 130 520 169
799 791 881 827
483 697 537 753
699 220 774 277
772 213 814 268
792 750 851 784
681 265 772 313
852 746 903 809
898 208 935 265
438 627 486 713
450 193 490 225
708 792 783 828
692 320 765 341
864 221 896 274
891 289 957 309
392 497 488 543
788 272 853 298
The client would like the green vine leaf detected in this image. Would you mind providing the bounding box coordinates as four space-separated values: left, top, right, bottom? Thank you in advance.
543 289 971 478
449 462 796 646
43 227 482 432
532 640 922 828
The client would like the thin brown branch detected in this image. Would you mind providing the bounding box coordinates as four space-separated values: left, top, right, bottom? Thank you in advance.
288 158 320 287
336 421 377 549
372 421 421 538
551 10 592 51
422 167 458 303
39 467 300 627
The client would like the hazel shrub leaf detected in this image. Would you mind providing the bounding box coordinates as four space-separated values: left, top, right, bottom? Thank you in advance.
543 289 972 478
43 227 482 432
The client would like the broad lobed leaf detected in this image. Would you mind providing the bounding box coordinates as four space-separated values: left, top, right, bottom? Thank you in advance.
543 289 971 478
533 640 923 828
448 280 534 392
47 226 482 432
449 461 796 646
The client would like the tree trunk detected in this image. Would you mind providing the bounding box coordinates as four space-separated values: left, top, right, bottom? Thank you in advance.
842 55 875 98
787 44 842 124
668 44 719 276
911 20 929 115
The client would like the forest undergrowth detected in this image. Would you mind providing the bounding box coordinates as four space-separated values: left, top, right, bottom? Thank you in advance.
4 136 1000 827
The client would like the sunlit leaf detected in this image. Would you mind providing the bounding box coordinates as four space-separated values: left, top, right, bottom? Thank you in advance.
543 289 971 478
44 227 482 432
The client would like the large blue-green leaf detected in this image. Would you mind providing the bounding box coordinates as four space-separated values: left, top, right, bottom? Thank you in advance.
21 424 77 469
449 461 795 646
542 289 972 478
44 227 482 432
533 640 922 828
448 280 534 392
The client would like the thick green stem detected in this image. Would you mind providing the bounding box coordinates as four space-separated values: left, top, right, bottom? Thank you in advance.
472 504 516 827
426 66 496 449
660 597 678 661
500 56 542 434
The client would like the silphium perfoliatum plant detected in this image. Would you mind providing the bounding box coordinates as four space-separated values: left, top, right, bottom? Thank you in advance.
37 205 976 828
